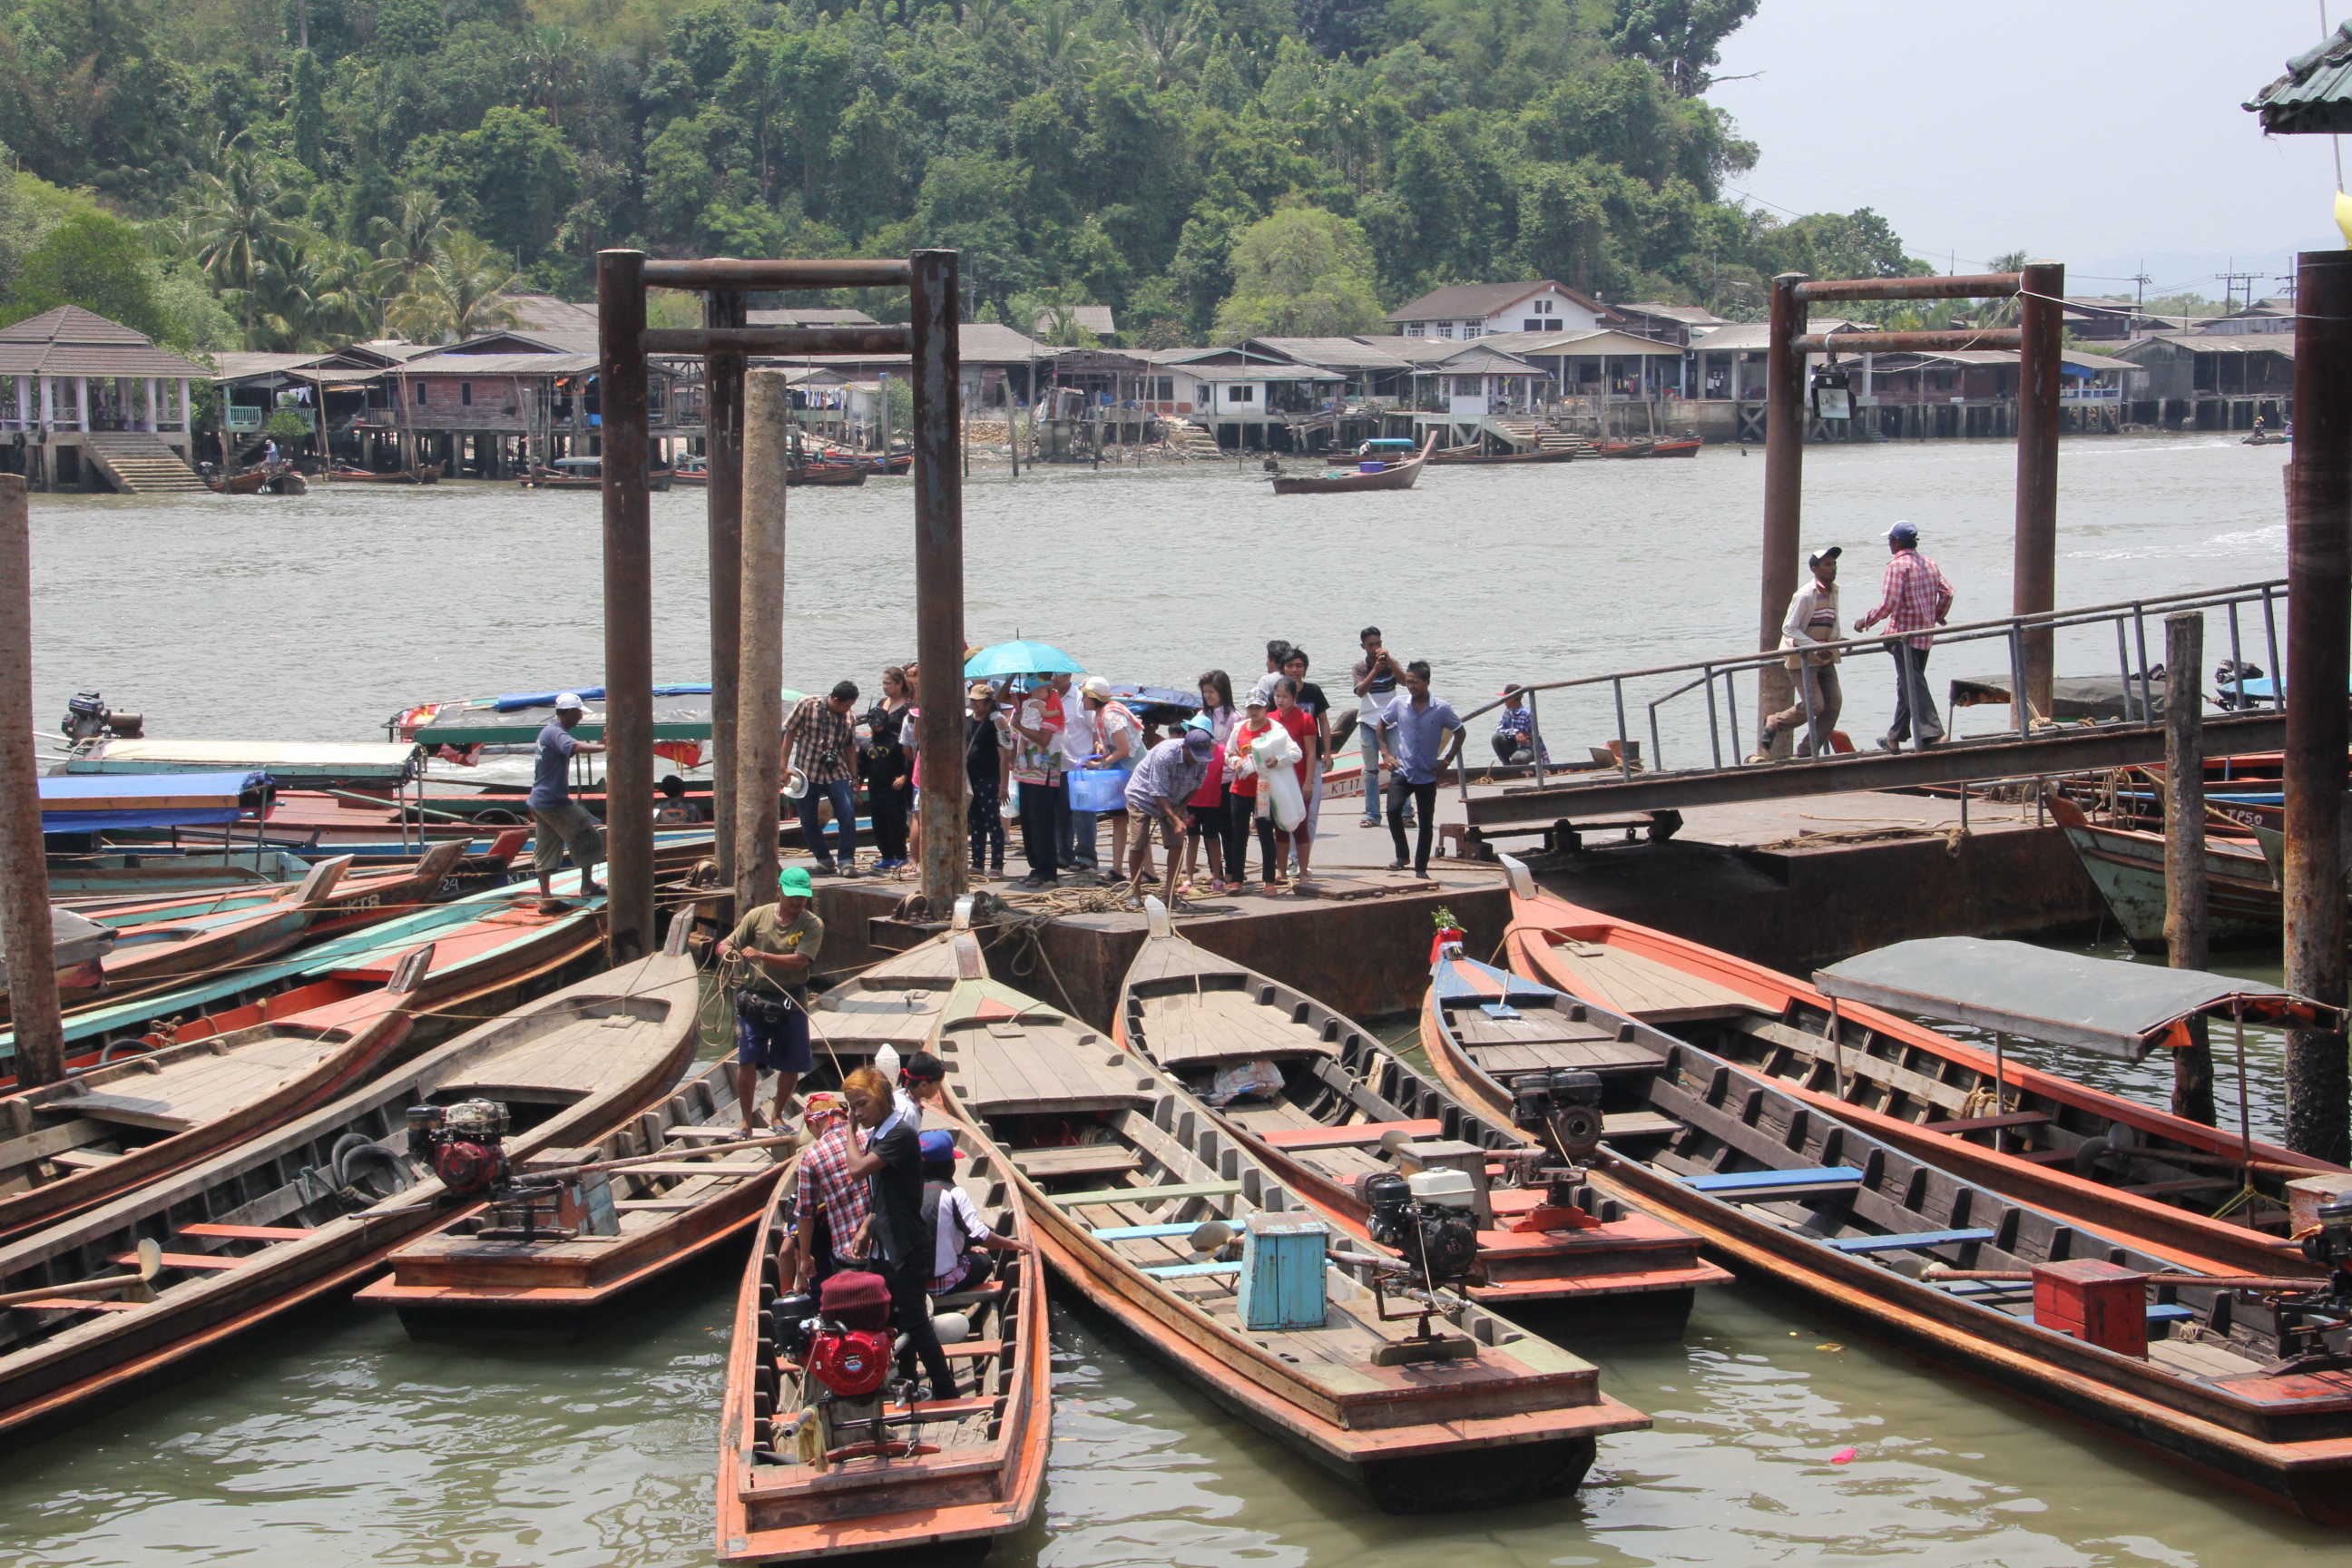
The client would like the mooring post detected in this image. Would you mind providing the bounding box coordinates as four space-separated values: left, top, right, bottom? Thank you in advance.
596 248 655 965
1759 272 1807 750
2284 249 2352 1162
734 368 789 913
704 286 747 888
0 475 63 1086
908 250 969 913
2163 611 2216 1125
2014 260 2065 724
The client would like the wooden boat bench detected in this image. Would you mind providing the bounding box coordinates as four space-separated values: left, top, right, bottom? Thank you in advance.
1010 1146 1142 1180
1921 1112 2049 1135
1142 1262 1241 1279
1047 1181 1244 1208
14 1297 145 1313
1681 1167 1864 1204
1826 1228 1996 1255
1258 1120 1443 1152
111 1251 245 1272
178 1222 312 1241
1092 1222 1213 1241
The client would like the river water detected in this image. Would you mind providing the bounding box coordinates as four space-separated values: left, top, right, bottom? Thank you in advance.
5 436 2338 1567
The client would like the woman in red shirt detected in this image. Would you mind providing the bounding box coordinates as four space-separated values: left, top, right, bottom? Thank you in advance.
1225 693 1277 888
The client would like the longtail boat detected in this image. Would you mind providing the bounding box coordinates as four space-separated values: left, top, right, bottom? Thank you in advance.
0 948 429 1239
1418 936 2352 1525
0 924 700 1446
1425 445 1576 466
206 465 307 495
944 945 1648 1512
357 1056 790 1338
717 999 1047 1561
1496 864 2338 1279
785 464 867 487
2047 794 2286 950
47 848 318 901
83 839 467 939
1112 903 1726 1327
1270 433 1436 495
1595 437 1700 458
326 464 441 485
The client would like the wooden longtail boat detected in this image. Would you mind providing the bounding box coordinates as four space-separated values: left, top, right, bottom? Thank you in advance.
1113 905 1726 1327
0 949 429 1240
2047 794 2286 950
943 946 1648 1512
1270 434 1436 495
1425 445 1576 466
47 848 318 901
0 926 700 1447
718 1070 1046 1557
357 1055 789 1338
326 464 442 485
83 840 468 942
1418 937 2352 1525
518 464 672 491
1496 865 2337 1279
1595 437 1700 459
785 464 867 487
206 465 307 495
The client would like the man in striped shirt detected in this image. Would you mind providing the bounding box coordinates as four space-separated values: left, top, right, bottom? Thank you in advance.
1854 521 1953 751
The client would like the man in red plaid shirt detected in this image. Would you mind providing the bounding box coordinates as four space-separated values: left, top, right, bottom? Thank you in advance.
784 1091 871 1289
1854 521 1953 750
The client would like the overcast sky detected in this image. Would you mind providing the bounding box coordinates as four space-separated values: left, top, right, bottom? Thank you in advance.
1710 0 2348 299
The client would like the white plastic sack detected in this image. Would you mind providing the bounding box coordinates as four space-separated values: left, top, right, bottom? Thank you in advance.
1247 727 1307 831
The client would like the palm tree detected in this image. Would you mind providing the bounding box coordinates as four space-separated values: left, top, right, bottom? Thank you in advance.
518 26 587 129
387 230 523 343
1120 0 1205 87
1975 250 2032 328
370 191 455 303
185 148 303 347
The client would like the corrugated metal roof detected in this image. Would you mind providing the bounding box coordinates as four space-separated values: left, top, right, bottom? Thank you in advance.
1685 318 1872 352
1613 301 1730 327
1181 364 1344 382
501 294 599 333
957 322 1048 363
2248 20 2352 132
1386 279 1603 322
1246 338 1415 370
746 307 881 328
1033 305 1115 337
2112 332 2297 359
211 352 334 381
0 305 211 377
1478 328 1689 358
398 353 598 375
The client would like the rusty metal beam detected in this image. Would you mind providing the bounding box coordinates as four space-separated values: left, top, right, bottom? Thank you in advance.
2015 260 2064 719
908 250 968 912
1792 328 2024 356
642 259 912 289
1794 274 2021 304
703 289 745 888
597 249 655 965
1460 711 2293 825
0 475 63 1087
2285 249 2352 1162
639 327 914 358
1759 273 1807 739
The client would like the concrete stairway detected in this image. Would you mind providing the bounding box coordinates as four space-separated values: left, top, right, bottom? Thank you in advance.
1485 416 1592 455
82 432 208 495
1166 421 1224 461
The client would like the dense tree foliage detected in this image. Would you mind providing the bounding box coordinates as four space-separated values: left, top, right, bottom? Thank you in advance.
0 0 1937 348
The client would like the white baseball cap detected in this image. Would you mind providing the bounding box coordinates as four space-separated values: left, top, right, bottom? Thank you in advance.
554 691 584 710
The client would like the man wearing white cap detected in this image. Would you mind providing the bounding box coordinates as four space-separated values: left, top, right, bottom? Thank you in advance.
1751 544 1846 761
529 693 608 911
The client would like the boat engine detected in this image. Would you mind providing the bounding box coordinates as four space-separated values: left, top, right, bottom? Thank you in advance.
1511 1069 1605 1163
60 691 141 744
1358 1168 1481 1285
2301 1191 2352 1298
405 1100 512 1198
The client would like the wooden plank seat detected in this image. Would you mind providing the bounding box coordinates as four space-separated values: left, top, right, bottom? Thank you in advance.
614 1198 708 1210
10 1298 144 1313
50 1148 123 1171
938 1340 1006 1360
663 1126 743 1141
1682 1166 1865 1194
1827 1228 1996 1255
1091 1222 1211 1241
1602 1111 1680 1140
2012 1147 2083 1166
177 1223 314 1241
1009 1146 1142 1179
1141 1262 1241 1279
64 1094 194 1133
2148 1304 2197 1324
1921 1112 2050 1135
2121 1177 2240 1197
931 1282 1006 1310
1256 1120 1443 1152
111 1251 245 1271
1046 1181 1244 1208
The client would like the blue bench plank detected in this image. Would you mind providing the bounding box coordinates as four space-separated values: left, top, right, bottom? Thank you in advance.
1684 1166 1866 1193
1093 1223 1203 1241
1141 1262 1241 1279
2147 1304 2196 1323
1830 1228 1997 1254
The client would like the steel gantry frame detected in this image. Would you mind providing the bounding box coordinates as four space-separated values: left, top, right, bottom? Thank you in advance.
596 250 966 965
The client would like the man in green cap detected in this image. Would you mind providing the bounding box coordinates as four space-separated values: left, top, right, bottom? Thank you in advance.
718 865 825 1137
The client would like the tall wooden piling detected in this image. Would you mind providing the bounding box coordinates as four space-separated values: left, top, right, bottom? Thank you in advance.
2284 249 2352 1162
2014 260 2065 722
703 287 747 888
596 249 655 965
908 250 969 912
1759 271 1808 743
2163 611 2215 1125
0 475 64 1086
735 368 789 913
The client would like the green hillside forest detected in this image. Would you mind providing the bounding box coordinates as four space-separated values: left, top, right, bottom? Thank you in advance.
0 0 1945 350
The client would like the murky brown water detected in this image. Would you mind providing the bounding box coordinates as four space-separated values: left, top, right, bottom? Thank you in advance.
5 436 2332 1565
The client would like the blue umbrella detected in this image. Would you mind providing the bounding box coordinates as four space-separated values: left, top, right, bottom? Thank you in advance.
965 641 1085 679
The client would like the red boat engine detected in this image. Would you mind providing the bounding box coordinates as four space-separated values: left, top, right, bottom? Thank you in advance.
406 1099 512 1198
805 1328 895 1397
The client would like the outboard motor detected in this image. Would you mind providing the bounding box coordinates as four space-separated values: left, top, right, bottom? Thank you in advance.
406 1100 512 1198
1357 1167 1481 1286
61 691 142 744
1511 1069 1605 1162
2302 1191 2352 1299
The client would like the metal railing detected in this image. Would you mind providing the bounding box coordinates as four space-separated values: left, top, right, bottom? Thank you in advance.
1451 577 2287 799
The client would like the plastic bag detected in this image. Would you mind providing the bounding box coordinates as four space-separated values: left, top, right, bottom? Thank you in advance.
1250 727 1306 830
1205 1059 1285 1106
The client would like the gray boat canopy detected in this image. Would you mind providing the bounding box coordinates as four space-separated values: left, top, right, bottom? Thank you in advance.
1812 936 2334 1060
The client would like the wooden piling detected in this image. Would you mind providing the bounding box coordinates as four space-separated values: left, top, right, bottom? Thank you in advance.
0 475 64 1086
2015 261 2065 721
1759 272 1808 746
2284 249 2352 1162
735 368 789 913
2163 611 2215 1125
703 288 747 888
595 248 655 965
908 250 969 912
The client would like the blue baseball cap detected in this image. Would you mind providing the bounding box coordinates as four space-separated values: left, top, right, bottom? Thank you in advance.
919 1130 957 1162
1886 521 1918 545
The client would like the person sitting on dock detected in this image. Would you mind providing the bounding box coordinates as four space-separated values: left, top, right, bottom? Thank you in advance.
1386 660 1462 879
1491 684 1550 767
783 681 863 876
527 692 607 913
780 1091 864 1292
921 1130 1031 1298
719 865 824 1137
1855 522 1953 752
1752 545 1846 761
